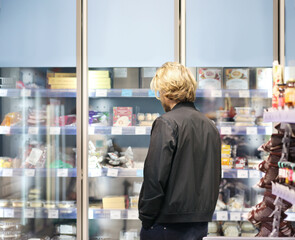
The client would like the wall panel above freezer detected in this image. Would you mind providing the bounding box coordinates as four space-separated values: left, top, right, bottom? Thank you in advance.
0 0 76 67
88 0 175 67
285 0 295 67
186 0 273 67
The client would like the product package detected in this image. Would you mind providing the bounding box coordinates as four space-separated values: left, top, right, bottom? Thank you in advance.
197 68 222 89
113 107 133 126
256 68 272 91
225 69 249 89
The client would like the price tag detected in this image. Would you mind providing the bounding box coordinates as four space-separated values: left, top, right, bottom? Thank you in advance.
121 89 133 97
2 169 13 177
148 90 155 97
57 169 68 177
135 127 146 135
114 68 127 78
88 126 95 135
0 126 10 135
28 127 39 135
265 127 272 135
0 89 8 97
95 89 107 97
239 90 250 98
4 209 14 218
90 168 102 177
107 168 118 177
110 210 121 219
136 169 144 177
48 209 59 219
25 208 35 218
220 127 232 135
216 211 228 221
111 127 122 135
211 90 222 98
25 169 35 177
88 209 94 219
237 170 249 178
21 89 31 97
230 212 241 221
246 127 257 135
0 209 3 218
128 210 139 219
50 127 61 135
249 170 261 179
143 68 157 78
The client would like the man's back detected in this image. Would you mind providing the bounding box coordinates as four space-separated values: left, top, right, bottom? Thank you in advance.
152 102 221 223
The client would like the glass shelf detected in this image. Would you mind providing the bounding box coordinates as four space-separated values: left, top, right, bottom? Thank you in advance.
0 89 272 99
0 168 77 177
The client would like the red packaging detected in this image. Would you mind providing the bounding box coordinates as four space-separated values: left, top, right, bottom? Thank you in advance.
113 107 133 126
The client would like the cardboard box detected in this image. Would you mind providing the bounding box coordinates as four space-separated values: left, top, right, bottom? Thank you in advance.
113 107 133 126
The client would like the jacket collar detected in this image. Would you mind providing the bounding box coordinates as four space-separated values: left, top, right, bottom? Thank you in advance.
171 101 196 111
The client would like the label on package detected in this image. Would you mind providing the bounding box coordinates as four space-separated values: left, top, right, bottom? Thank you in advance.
0 89 8 97
48 209 59 219
25 169 36 177
4 209 14 218
25 208 35 218
28 127 39 135
230 212 241 221
128 210 139 219
237 170 248 178
107 168 118 177
216 211 228 221
2 169 13 177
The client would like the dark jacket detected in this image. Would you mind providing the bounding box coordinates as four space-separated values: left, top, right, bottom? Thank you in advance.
138 102 221 228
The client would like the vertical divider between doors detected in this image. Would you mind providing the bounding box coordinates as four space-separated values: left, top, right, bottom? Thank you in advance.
77 0 89 239
180 0 186 65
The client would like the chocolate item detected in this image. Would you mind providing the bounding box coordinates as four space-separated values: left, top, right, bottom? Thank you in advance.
256 221 294 237
263 191 292 212
248 201 287 226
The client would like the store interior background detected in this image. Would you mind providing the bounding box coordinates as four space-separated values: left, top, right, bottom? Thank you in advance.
0 0 294 239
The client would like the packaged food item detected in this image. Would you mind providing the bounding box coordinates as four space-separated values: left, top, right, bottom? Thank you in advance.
278 84 286 109
0 220 22 232
208 222 219 234
0 230 22 239
102 196 125 209
129 196 139 209
56 224 77 235
0 200 10 207
222 222 240 237
0 77 16 89
24 148 46 169
197 68 222 89
0 158 12 168
57 201 76 209
51 236 76 240
89 111 109 126
234 107 252 115
272 61 284 108
225 69 249 89
27 201 43 208
256 68 272 91
27 108 47 126
55 115 76 126
113 107 133 126
43 201 56 209
285 79 295 108
1 112 22 127
234 157 247 169
11 200 25 208
137 113 160 126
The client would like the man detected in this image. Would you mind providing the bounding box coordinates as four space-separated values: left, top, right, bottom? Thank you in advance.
138 62 221 240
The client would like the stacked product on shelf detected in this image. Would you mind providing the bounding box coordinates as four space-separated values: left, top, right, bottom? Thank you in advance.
247 123 295 237
0 219 24 239
47 70 111 89
0 77 16 88
234 107 256 127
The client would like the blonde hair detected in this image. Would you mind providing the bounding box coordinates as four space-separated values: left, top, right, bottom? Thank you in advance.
150 62 197 102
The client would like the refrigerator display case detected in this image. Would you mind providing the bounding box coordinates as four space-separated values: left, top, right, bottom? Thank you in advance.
0 1 78 239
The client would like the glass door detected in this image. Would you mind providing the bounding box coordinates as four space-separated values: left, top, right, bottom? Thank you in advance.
87 0 177 239
0 1 78 239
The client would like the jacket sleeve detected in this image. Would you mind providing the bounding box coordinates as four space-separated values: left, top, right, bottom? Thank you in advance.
138 117 177 228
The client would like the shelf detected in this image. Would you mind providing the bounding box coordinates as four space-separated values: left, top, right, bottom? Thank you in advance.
1 207 293 222
0 89 271 99
0 126 76 135
90 89 271 99
263 109 295 123
0 89 76 98
88 168 262 179
0 207 76 219
88 209 295 221
0 168 77 177
88 126 152 135
218 126 272 135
